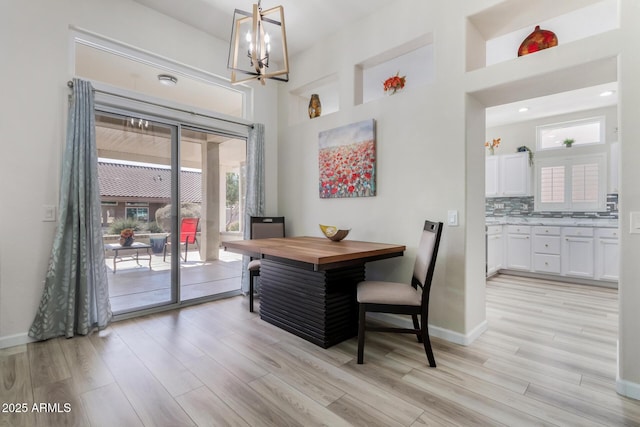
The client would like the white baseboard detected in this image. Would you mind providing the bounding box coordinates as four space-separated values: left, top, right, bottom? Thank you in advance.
369 313 488 346
430 320 488 346
0 333 36 350
616 377 640 400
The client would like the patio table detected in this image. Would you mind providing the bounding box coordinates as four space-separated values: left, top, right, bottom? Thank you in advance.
104 242 152 273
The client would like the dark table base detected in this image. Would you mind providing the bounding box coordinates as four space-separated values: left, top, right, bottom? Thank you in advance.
258 259 365 348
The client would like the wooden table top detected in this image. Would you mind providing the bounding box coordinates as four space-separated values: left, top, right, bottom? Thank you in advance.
222 236 405 268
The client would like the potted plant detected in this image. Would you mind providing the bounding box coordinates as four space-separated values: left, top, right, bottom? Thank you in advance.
563 138 575 148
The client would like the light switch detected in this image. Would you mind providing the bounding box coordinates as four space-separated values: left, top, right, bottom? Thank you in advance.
630 212 640 234
43 205 56 222
447 210 459 227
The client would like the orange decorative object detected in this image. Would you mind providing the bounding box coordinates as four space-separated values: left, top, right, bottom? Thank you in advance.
518 25 558 56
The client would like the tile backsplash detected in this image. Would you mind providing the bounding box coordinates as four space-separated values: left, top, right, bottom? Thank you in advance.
486 194 618 219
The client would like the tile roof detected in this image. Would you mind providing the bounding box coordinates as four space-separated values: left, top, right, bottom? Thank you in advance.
98 162 202 203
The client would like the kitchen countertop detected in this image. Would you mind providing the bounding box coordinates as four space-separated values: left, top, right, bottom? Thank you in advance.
486 217 619 228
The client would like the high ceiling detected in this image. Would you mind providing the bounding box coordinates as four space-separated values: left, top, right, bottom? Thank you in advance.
97 1 618 127
131 0 393 56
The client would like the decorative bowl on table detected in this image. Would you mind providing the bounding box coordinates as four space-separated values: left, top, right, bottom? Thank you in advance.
319 224 350 242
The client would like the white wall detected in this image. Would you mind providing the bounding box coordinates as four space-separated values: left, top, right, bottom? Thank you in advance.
277 1 482 341
618 0 640 399
0 0 278 346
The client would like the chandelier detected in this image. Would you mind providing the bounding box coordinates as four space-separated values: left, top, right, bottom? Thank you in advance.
227 1 289 85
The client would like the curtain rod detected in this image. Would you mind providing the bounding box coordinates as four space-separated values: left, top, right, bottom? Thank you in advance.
67 80 253 129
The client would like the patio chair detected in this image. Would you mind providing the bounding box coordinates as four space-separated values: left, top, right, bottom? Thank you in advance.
163 217 200 262
248 216 285 312
356 220 443 367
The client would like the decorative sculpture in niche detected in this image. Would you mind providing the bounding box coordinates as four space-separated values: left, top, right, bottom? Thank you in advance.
518 25 558 56
308 94 322 119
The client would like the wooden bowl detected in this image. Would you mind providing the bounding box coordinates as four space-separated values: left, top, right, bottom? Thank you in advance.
319 224 350 241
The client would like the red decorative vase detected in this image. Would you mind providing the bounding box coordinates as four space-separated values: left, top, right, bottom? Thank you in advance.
518 25 558 57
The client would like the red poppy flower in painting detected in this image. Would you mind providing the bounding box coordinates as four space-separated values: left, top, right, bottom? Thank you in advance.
318 119 376 198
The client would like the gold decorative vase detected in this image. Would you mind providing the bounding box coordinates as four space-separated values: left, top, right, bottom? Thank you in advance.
308 94 322 119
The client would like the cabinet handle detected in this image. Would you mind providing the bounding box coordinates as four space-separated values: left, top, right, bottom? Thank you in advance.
545 262 549 265
526 236 529 239
544 244 549 247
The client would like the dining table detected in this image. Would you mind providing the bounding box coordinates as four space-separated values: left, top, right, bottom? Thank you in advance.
222 236 405 348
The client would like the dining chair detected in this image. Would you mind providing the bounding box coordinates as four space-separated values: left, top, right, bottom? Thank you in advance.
163 217 199 262
248 216 285 312
356 220 443 367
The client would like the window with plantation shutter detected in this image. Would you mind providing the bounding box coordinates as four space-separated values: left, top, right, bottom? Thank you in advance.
540 166 565 203
535 154 606 212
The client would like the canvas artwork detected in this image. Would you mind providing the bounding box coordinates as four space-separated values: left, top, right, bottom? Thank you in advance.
319 119 376 198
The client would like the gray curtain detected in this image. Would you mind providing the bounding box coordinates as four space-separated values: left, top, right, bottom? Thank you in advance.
241 123 266 293
29 78 112 340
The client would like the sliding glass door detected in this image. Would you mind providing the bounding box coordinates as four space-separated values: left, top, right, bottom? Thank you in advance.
95 111 245 315
178 128 246 303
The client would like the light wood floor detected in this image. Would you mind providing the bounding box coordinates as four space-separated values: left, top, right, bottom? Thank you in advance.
2 274 639 426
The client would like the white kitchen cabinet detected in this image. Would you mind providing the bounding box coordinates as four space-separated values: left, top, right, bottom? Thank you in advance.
506 225 531 271
595 228 619 282
486 225 504 276
486 152 531 197
533 226 561 274
485 156 499 197
561 227 594 278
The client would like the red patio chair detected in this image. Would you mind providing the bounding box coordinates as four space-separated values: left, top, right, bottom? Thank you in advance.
163 217 199 262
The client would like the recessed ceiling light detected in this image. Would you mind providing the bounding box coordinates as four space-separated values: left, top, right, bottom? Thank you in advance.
600 90 615 97
158 74 178 86
518 107 529 113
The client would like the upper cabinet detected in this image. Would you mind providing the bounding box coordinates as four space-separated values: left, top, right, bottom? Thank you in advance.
486 152 531 197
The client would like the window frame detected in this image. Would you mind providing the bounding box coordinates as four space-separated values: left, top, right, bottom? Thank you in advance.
536 116 606 151
534 153 607 212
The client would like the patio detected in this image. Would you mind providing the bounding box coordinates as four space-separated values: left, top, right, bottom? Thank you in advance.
105 248 242 313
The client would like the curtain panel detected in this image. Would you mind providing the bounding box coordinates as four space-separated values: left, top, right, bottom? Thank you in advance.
29 78 112 340
241 123 266 293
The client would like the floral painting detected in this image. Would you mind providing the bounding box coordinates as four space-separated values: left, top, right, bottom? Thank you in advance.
319 119 376 198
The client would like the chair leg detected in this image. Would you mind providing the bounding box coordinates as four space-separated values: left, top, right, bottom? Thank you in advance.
163 245 167 262
184 241 189 262
357 304 366 364
421 315 436 367
412 314 423 343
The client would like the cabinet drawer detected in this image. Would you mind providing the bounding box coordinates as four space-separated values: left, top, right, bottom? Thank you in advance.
487 225 503 235
562 227 594 237
533 254 561 274
533 236 560 254
507 225 531 234
596 228 619 239
533 226 560 236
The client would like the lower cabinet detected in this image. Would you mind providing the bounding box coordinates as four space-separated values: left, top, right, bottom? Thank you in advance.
506 225 531 271
486 225 503 276
492 223 618 284
533 226 561 274
561 227 594 279
595 228 619 281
